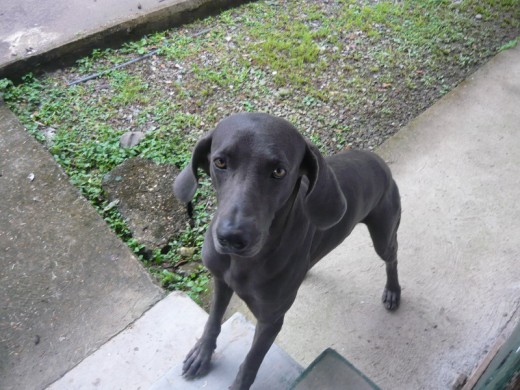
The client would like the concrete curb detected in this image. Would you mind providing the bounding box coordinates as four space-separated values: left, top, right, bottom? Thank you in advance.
0 0 250 80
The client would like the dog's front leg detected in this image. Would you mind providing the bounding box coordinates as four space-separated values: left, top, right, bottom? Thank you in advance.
229 317 284 390
183 277 233 378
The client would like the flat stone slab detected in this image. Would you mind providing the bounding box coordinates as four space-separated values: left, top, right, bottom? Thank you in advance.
0 101 164 390
152 312 304 390
48 292 207 390
102 157 189 251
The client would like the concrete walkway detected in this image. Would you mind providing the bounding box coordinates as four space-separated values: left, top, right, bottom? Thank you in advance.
0 101 164 389
1 1 520 389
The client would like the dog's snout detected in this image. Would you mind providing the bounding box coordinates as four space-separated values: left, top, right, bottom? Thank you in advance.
217 232 247 251
216 221 249 251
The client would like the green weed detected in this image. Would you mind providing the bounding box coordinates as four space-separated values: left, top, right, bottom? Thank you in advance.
499 37 519 51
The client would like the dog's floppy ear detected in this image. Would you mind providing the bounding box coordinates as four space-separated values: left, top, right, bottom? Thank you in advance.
173 132 212 203
301 141 347 229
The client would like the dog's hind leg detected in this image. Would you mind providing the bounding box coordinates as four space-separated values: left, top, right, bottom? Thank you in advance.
364 180 401 310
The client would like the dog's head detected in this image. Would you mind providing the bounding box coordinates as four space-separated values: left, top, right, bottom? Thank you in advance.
174 113 347 257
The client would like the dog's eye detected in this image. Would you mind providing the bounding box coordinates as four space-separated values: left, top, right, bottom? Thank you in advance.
213 158 227 169
272 167 287 179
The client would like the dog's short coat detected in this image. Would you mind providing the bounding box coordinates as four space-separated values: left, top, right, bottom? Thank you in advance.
174 113 401 390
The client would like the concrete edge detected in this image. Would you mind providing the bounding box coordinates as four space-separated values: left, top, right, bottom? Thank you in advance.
0 0 252 80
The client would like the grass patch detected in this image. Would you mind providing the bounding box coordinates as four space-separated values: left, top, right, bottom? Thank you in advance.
1 0 519 304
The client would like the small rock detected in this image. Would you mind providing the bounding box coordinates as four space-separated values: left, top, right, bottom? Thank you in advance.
179 247 196 257
277 88 291 97
119 131 146 148
41 126 56 144
27 173 35 182
451 373 467 390
103 199 120 212
177 261 201 276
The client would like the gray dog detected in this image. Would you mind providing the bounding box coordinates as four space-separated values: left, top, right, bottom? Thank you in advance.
174 112 401 390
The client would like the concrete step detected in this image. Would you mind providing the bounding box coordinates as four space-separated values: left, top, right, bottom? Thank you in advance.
47 292 208 390
47 292 303 390
152 312 303 390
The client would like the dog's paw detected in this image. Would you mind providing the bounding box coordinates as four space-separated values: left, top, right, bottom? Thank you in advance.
382 286 400 311
182 340 213 379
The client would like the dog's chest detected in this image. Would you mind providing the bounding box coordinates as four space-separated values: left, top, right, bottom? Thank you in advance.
221 261 259 297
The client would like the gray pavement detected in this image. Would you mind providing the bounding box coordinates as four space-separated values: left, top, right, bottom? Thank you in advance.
48 292 208 390
1 0 520 389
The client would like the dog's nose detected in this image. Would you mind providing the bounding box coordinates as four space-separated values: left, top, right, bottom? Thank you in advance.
216 218 250 252
217 231 248 251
